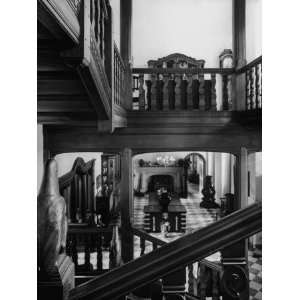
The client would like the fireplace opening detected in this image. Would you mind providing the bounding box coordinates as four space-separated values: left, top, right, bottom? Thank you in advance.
148 175 174 193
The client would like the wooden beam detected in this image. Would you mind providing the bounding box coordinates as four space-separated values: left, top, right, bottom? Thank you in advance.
37 100 94 113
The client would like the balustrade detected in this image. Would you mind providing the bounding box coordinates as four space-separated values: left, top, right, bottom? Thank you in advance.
132 68 234 112
240 56 262 110
113 43 126 107
66 224 120 277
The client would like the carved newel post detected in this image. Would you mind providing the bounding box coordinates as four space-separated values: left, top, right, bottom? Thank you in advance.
200 176 220 209
38 159 75 300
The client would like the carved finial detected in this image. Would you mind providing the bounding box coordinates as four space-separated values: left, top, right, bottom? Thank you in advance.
38 159 60 197
38 159 67 275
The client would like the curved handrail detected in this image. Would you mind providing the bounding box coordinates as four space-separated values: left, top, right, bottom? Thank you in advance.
59 157 95 189
235 55 262 74
69 202 261 300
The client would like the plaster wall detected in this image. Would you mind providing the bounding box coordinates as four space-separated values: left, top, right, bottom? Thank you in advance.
246 0 262 62
132 0 232 68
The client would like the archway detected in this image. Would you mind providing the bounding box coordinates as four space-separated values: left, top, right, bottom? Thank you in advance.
184 153 206 197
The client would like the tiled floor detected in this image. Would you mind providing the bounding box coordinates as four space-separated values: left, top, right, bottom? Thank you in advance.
133 184 262 299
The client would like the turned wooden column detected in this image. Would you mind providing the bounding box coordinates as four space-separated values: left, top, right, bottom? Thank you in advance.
120 148 134 262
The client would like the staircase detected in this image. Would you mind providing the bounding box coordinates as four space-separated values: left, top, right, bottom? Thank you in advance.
68 203 261 300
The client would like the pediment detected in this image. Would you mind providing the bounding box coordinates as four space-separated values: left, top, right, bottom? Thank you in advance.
148 53 205 68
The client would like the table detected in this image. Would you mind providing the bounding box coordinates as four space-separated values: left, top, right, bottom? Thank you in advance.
143 193 187 233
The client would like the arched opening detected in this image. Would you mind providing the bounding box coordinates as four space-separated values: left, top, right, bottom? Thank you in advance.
184 153 206 198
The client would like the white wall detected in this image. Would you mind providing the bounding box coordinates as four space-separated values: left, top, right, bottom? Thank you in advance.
246 0 262 62
132 0 232 67
37 124 44 193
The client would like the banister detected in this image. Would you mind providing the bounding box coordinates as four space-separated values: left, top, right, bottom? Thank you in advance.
131 227 165 247
69 202 261 300
235 55 262 74
132 67 234 75
114 42 126 71
131 226 222 272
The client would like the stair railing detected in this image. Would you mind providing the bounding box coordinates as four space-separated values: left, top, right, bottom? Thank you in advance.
69 202 261 300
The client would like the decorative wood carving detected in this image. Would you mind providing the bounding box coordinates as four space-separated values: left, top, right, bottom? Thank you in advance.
148 53 205 69
162 74 170 110
198 74 205 111
151 74 158 111
210 74 217 111
38 159 68 275
187 74 193 110
222 75 229 110
138 74 145 110
174 74 181 110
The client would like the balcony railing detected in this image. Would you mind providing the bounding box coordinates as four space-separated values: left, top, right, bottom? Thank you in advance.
237 56 262 110
131 57 262 113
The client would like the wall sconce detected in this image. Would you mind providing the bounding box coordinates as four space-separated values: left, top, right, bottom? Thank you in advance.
219 49 233 68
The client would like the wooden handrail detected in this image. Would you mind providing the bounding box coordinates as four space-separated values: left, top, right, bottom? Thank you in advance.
131 227 165 247
69 202 261 300
132 67 234 75
114 42 126 71
68 224 112 234
235 55 262 74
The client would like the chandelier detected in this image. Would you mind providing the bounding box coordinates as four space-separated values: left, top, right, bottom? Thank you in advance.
156 154 176 166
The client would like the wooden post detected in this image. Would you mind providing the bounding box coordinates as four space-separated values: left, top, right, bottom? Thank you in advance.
120 148 134 262
198 74 205 111
233 0 247 111
221 147 249 300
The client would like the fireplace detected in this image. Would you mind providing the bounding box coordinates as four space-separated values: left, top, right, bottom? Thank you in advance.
148 175 174 193
134 166 184 194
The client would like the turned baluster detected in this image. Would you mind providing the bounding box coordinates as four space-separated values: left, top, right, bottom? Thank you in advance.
84 234 91 270
198 73 205 111
188 264 195 294
71 235 78 268
198 263 208 300
138 74 145 111
222 75 229 111
227 74 233 111
150 74 158 111
96 232 103 271
174 74 182 110
140 237 145 256
260 63 262 108
249 67 255 110
181 75 188 109
210 74 217 111
162 74 170 110
212 269 220 300
146 80 152 110
157 75 163 111
255 64 260 109
152 242 158 251
245 69 250 110
187 73 193 110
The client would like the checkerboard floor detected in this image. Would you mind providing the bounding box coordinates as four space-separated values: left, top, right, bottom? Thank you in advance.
133 186 262 299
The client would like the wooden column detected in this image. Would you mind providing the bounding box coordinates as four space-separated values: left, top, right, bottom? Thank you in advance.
120 0 132 110
233 0 246 69
120 148 134 262
233 0 247 111
221 147 249 300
